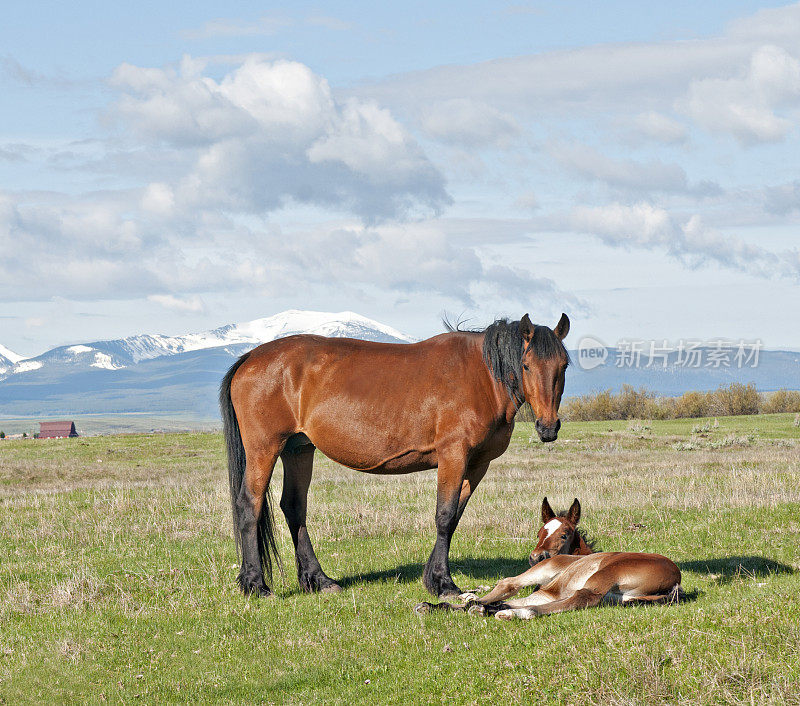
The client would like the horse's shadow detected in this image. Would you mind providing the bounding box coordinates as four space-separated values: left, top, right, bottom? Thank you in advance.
335 556 527 591
280 554 794 597
337 554 794 592
678 555 794 585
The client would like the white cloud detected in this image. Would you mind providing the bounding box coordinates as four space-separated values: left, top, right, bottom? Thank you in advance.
110 57 449 221
565 202 798 279
349 4 800 147
0 183 578 314
631 112 688 144
681 45 800 144
147 294 207 313
551 142 718 196
419 99 520 148
764 180 800 214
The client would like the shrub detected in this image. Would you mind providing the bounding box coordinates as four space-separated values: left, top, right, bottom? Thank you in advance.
672 390 712 418
558 383 797 421
761 389 800 414
710 382 760 417
561 389 616 421
615 385 661 420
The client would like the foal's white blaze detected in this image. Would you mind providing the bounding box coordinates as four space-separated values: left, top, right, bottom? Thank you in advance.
543 519 562 538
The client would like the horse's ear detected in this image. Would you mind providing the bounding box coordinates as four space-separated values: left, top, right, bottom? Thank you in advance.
541 497 555 523
520 314 534 343
566 498 581 525
554 313 570 340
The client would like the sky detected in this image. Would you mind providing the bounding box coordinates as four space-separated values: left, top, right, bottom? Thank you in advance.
2 1 800 356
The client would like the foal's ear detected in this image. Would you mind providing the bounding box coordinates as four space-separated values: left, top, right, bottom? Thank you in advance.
554 313 570 340
566 498 581 525
520 313 534 343
541 497 556 523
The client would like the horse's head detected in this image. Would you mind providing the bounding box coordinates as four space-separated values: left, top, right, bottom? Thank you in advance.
528 497 583 566
519 313 569 442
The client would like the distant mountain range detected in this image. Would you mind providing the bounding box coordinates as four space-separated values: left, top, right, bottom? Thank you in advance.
0 310 798 424
0 310 413 419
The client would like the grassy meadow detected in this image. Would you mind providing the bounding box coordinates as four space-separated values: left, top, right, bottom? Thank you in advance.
1 414 799 704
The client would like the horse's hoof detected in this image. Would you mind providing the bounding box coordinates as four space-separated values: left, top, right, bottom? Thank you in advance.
414 602 434 615
321 582 342 594
238 576 275 598
467 604 486 617
245 586 275 598
495 609 515 621
439 589 462 600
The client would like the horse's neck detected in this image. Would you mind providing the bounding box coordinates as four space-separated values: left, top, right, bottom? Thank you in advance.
472 334 521 423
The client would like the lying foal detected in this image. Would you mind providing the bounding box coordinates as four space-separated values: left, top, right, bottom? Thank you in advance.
415 497 682 620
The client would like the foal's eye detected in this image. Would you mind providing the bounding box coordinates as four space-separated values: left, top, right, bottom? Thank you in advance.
522 363 529 371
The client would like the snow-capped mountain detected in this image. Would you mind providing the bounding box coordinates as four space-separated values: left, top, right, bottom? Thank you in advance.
2 310 798 425
0 310 413 382
0 344 25 375
0 344 24 364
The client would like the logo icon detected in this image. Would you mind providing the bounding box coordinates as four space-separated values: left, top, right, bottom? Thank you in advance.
576 336 608 370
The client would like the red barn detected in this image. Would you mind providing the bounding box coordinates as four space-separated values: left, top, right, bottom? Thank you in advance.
39 421 78 439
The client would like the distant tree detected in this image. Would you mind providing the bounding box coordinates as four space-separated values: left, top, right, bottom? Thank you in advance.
0 430 5 439
22 432 27 438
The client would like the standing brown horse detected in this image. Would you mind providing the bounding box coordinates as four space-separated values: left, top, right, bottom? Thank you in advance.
220 313 570 598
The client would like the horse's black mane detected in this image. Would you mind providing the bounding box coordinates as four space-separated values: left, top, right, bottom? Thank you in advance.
557 510 598 552
444 316 569 406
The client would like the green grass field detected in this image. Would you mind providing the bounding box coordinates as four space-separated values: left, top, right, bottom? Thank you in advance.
1 415 799 704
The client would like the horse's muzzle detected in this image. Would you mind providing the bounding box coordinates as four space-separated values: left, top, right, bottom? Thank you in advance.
529 550 550 567
535 419 561 443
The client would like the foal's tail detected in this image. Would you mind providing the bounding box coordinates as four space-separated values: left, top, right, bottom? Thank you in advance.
220 353 280 582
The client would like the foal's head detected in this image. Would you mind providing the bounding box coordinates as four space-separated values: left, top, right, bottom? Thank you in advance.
519 313 570 443
529 497 591 566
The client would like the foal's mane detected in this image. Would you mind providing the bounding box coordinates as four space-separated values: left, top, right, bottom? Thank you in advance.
443 316 570 406
557 510 598 553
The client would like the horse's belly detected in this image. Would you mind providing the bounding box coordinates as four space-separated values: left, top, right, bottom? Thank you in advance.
311 437 437 474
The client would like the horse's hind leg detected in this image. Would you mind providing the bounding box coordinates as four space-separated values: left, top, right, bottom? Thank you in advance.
280 447 341 593
236 443 282 596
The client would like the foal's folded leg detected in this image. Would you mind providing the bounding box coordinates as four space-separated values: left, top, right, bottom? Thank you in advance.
474 557 571 606
496 588 605 620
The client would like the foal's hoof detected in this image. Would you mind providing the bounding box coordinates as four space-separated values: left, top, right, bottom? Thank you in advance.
414 602 435 615
467 603 486 617
495 609 515 621
459 592 479 602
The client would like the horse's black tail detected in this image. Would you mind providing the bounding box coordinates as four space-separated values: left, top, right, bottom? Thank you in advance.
220 353 280 584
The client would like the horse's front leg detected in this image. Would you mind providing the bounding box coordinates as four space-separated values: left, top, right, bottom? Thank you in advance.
423 449 477 598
